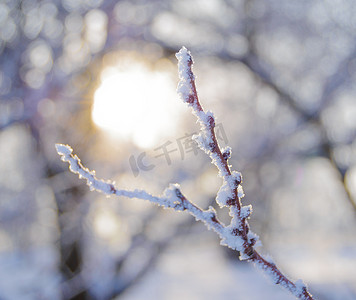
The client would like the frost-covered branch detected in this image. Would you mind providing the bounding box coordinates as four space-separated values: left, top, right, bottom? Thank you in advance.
56 143 227 249
56 47 314 300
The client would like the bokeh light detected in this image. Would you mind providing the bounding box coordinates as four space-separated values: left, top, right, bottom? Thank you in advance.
1 0 356 299
92 56 184 148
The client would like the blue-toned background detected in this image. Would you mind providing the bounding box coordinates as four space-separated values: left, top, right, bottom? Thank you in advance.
1 0 356 299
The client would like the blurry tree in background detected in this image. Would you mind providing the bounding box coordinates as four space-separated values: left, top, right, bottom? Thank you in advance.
1 0 356 299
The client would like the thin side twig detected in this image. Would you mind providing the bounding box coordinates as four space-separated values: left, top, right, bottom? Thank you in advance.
56 47 314 300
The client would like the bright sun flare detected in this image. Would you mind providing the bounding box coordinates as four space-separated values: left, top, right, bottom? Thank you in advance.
92 57 183 148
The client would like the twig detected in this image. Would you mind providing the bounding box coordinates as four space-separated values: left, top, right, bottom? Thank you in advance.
56 47 314 300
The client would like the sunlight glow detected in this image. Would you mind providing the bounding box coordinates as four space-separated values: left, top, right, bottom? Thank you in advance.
94 209 121 240
92 57 183 148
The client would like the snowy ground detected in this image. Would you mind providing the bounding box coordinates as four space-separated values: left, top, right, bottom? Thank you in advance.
118 236 298 300
115 229 356 300
0 230 355 299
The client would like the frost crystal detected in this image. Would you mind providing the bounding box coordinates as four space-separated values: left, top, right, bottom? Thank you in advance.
163 183 184 210
222 146 232 160
248 231 260 246
216 180 233 207
220 227 244 251
294 279 307 297
241 205 252 219
177 79 191 103
192 133 207 151
55 144 72 156
237 185 245 198
176 46 192 77
176 46 193 104
231 171 242 184
195 110 215 129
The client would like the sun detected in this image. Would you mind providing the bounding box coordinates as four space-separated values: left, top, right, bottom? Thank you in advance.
92 56 184 148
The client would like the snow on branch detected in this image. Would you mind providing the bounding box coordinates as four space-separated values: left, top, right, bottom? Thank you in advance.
56 144 234 250
56 47 314 300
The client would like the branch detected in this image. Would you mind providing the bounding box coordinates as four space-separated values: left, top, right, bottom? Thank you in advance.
55 144 227 245
56 47 314 300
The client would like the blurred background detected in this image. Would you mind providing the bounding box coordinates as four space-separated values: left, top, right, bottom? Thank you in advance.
1 0 356 299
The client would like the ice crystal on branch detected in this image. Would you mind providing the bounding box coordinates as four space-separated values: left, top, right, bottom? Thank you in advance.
56 47 314 300
176 46 194 104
